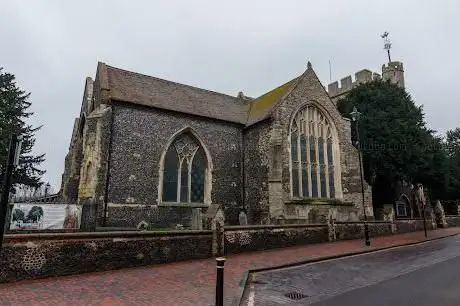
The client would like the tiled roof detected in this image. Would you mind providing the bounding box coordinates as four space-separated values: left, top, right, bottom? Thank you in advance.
246 77 300 126
96 62 304 127
102 63 250 124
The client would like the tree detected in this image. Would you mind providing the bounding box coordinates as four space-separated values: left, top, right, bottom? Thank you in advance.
337 80 445 205
445 128 460 199
0 68 45 189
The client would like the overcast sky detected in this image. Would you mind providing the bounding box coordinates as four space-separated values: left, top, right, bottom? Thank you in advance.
1 0 458 189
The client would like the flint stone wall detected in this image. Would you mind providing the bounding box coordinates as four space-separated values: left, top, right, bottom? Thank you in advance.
445 216 460 227
395 219 427 234
335 221 393 240
224 224 329 254
104 205 196 229
0 231 212 283
2 218 460 283
107 103 243 226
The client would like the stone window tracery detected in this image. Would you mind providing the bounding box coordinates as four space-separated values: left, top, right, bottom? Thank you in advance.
290 105 338 199
162 134 206 203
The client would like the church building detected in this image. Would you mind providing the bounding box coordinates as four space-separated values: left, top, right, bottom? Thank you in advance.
59 60 404 228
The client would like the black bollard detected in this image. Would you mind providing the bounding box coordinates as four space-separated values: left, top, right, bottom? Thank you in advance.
215 257 226 306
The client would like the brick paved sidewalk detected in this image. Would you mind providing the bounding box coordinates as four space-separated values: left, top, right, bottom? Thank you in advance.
1 228 459 306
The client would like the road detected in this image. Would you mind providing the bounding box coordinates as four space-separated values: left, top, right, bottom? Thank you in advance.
242 235 460 306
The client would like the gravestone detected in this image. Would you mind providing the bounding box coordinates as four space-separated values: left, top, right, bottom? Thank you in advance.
203 204 225 256
191 208 203 230
238 210 248 225
434 200 447 228
383 203 396 233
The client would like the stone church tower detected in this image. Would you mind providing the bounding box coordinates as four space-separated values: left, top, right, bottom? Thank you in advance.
59 60 385 229
382 61 404 88
327 61 405 103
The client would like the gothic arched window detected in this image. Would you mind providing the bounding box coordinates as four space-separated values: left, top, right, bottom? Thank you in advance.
290 105 339 199
162 133 207 203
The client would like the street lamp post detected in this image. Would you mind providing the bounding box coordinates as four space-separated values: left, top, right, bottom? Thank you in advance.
350 107 371 247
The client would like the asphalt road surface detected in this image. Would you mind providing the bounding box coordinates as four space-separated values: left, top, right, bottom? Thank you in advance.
242 235 460 305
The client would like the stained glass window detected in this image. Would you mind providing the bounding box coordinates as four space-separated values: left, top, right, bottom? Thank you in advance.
327 138 333 165
291 133 298 162
320 165 327 197
329 166 335 198
162 146 178 202
191 148 205 202
162 133 208 203
290 106 339 199
311 165 318 197
309 135 316 164
292 168 299 197
302 168 309 197
318 137 324 164
300 135 307 163
291 132 299 197
180 161 188 202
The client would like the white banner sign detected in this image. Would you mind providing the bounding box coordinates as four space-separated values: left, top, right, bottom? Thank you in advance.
10 203 82 230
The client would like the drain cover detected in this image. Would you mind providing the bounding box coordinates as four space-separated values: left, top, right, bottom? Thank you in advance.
284 291 308 300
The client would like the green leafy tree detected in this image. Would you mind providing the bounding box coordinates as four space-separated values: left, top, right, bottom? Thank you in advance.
0 68 45 189
445 128 460 199
337 80 446 204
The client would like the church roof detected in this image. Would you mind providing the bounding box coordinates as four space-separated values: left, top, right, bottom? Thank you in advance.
246 77 300 125
100 63 250 124
96 62 308 127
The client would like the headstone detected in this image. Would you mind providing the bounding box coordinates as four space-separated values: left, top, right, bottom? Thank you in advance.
238 211 248 225
413 183 425 218
383 203 396 233
434 200 447 228
203 204 225 256
175 224 184 230
426 205 437 230
191 208 203 230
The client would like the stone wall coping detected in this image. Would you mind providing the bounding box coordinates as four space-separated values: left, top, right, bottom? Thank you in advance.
224 224 327 231
285 200 354 207
4 230 213 242
335 221 391 224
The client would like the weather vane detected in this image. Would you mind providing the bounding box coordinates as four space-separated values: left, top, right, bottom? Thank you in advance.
381 31 392 63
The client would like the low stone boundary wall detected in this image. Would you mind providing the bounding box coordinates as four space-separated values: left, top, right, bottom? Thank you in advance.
0 230 212 283
224 224 328 254
335 221 393 240
2 215 460 284
395 219 430 234
445 216 460 227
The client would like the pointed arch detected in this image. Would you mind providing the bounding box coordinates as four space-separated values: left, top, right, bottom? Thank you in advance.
157 127 213 205
396 194 411 217
288 102 343 199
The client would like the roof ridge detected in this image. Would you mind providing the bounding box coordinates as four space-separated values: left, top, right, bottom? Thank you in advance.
105 64 242 103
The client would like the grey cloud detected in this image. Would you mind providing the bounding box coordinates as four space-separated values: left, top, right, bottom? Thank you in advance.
1 0 458 188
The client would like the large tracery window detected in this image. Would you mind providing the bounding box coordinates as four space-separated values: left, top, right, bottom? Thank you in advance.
290 105 338 199
162 133 206 203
